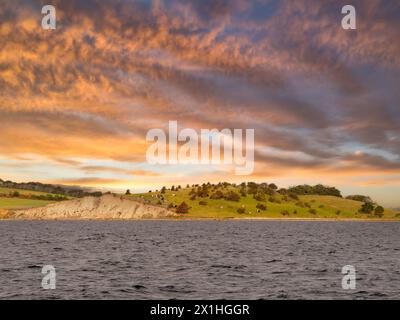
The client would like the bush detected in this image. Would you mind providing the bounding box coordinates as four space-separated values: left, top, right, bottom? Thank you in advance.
280 210 290 216
199 201 208 206
336 210 341 215
288 193 299 200
374 206 384 217
253 193 266 202
11 191 20 198
237 208 245 214
225 191 240 202
190 194 197 201
359 202 374 214
256 203 267 211
309 209 317 215
210 191 224 200
346 195 372 203
176 202 190 214
288 184 342 197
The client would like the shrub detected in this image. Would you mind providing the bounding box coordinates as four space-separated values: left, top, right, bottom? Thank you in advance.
374 206 384 217
256 203 267 211
253 193 266 202
293 210 297 214
336 210 341 215
288 193 299 200
309 209 317 215
237 208 245 214
269 183 278 191
359 202 374 214
199 201 208 206
288 184 342 197
176 202 190 214
225 191 240 202
210 191 224 200
125 189 131 195
268 196 276 203
346 195 373 203
190 194 197 201
280 210 289 216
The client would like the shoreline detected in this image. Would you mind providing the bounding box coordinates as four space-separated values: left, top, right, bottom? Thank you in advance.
1 217 399 222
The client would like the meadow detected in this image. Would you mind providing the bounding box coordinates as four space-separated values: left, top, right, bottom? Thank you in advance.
128 185 399 220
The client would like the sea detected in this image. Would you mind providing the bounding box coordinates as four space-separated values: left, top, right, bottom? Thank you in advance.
0 220 399 299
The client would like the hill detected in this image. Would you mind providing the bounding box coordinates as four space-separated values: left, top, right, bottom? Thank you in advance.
0 186 70 210
128 183 399 219
0 178 102 198
5 194 176 220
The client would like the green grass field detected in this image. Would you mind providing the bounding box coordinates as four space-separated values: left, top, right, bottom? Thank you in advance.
0 187 68 211
0 197 53 210
0 187 54 196
128 187 399 219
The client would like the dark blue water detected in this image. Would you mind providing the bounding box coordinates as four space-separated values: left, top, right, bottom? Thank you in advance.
0 221 399 299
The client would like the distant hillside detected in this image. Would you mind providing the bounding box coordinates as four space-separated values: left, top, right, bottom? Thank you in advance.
0 178 102 198
128 182 399 219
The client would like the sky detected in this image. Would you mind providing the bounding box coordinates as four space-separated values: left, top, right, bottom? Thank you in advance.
1 0 400 206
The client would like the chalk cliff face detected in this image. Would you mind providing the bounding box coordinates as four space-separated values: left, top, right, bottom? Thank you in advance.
6 194 176 220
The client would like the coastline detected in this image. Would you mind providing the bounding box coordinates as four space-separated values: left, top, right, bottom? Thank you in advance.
1 217 399 222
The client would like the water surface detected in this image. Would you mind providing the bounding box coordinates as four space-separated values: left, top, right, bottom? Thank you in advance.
0 221 399 299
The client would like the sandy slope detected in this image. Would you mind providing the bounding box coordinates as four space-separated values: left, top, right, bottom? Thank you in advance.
6 194 176 220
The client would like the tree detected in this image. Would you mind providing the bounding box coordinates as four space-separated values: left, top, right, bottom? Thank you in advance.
253 193 266 202
374 206 384 217
359 202 374 214
269 183 278 191
210 190 224 200
11 191 20 198
256 203 267 211
225 191 240 202
176 202 190 214
161 186 166 194
125 189 131 195
346 195 372 203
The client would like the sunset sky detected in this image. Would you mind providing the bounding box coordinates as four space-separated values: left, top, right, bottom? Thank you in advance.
1 0 400 206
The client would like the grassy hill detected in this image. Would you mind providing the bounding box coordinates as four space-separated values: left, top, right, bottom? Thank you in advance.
128 184 399 219
0 187 69 211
